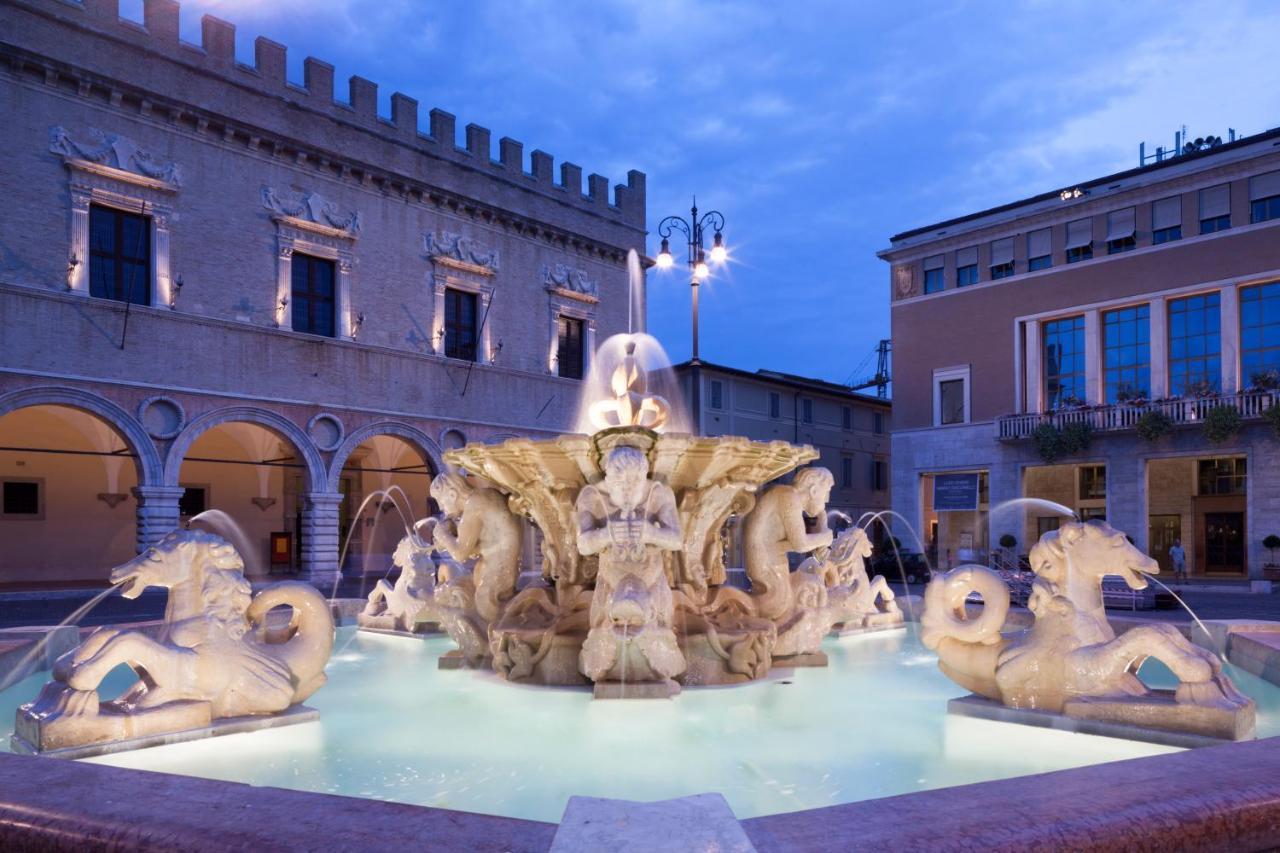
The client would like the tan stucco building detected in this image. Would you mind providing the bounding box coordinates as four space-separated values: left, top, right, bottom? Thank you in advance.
673 361 892 546
0 0 645 588
881 128 1280 579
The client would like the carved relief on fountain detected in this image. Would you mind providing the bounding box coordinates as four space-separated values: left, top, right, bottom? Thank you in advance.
576 444 686 697
428 471 522 667
921 521 1255 741
357 533 442 635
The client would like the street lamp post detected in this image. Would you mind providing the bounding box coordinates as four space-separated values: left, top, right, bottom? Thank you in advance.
656 198 727 434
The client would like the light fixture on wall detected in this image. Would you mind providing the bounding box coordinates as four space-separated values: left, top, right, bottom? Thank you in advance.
351 312 365 340
275 294 289 327
97 492 128 509
66 254 79 289
490 338 504 364
169 274 183 309
250 497 277 511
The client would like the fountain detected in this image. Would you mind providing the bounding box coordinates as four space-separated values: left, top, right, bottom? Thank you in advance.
356 531 442 636
416 305 900 696
921 519 1255 745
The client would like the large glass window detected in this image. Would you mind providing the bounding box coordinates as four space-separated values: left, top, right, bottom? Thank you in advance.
290 253 335 337
557 315 584 379
1043 316 1086 408
957 263 979 286
1103 304 1150 402
1199 184 1230 234
923 255 944 294
444 288 478 361
1252 171 1280 223
89 204 151 305
1241 281 1280 386
1079 465 1106 500
1168 293 1221 395
1198 457 1246 495
1152 196 1182 244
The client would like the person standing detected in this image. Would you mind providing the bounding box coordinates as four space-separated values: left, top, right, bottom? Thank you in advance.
1168 539 1187 585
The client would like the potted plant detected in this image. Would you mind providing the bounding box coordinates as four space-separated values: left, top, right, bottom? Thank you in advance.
1135 409 1173 442
1033 423 1062 463
1202 404 1242 444
1265 402 1280 439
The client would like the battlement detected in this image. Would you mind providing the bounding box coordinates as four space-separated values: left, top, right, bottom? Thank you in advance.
39 0 646 221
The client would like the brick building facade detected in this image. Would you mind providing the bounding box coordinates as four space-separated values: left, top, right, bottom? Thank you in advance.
0 0 645 587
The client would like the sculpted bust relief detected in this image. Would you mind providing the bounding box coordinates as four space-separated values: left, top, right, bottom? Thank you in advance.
577 445 686 687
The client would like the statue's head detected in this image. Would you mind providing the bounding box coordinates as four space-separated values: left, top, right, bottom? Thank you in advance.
393 533 435 583
831 526 874 564
1030 520 1157 590
793 467 835 517
601 445 650 512
430 471 471 517
110 528 244 599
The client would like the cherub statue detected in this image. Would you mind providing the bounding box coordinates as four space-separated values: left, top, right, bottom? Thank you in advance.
358 533 441 634
429 471 522 664
576 445 686 688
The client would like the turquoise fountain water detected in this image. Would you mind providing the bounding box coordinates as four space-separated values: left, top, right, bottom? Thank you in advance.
4 625 1276 823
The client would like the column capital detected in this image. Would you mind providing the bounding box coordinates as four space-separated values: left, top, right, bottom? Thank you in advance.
303 491 344 509
132 485 187 501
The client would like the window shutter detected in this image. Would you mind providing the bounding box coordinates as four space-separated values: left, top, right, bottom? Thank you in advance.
1106 207 1135 240
1249 171 1280 201
990 237 1014 265
1152 196 1181 230
1066 218 1092 249
1199 184 1230 219
1027 228 1051 258
956 246 978 267
923 254 944 270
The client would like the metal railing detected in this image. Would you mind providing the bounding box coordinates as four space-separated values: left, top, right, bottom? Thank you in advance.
997 390 1280 440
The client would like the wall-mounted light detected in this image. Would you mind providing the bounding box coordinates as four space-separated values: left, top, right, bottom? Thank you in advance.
169 274 183 309
490 338 504 364
66 254 79 290
351 312 365 340
275 294 289 327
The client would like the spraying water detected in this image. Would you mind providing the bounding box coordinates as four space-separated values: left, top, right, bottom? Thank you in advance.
1144 574 1226 662
627 249 645 335
0 582 123 692
189 509 264 577
571 333 691 435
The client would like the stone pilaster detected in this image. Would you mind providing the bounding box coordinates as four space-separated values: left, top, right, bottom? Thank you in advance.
301 492 343 589
132 486 185 553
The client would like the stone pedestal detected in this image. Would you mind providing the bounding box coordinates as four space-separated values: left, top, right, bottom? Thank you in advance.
948 693 1256 749
132 485 185 553
301 492 343 589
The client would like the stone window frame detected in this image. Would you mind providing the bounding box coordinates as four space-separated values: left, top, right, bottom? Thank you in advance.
271 219 356 340
64 161 177 309
1 477 45 520
545 287 598 377
933 365 971 426
431 267 495 363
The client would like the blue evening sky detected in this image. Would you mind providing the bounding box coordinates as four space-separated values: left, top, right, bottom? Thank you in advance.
152 0 1280 389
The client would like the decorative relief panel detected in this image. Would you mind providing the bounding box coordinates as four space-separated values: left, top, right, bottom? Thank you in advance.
261 185 361 237
892 263 918 300
541 263 599 302
424 231 500 274
50 126 183 188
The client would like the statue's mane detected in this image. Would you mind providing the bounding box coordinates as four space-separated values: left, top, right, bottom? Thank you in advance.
1029 520 1126 587
188 537 252 639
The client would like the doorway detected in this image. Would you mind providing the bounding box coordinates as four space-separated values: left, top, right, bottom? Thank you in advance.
1203 512 1245 575
1148 514 1181 574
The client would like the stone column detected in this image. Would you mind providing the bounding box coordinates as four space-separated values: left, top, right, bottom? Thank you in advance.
68 191 91 295
1084 309 1101 403
987 451 1022 558
300 491 343 589
1219 285 1240 393
1025 320 1042 412
1107 449 1146 552
1149 296 1168 399
132 486 185 553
